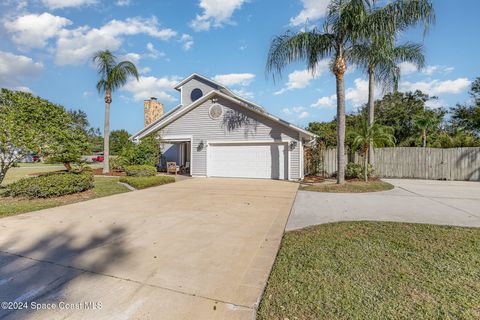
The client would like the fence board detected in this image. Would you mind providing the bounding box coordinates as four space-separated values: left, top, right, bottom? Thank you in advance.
304 147 480 181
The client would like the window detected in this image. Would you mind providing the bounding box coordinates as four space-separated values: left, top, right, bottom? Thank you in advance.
190 88 203 102
209 103 223 119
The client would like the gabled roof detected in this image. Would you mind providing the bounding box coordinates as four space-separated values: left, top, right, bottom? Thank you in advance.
130 86 316 141
173 73 226 91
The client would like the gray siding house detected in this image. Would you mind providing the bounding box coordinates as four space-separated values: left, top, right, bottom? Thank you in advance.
130 74 315 181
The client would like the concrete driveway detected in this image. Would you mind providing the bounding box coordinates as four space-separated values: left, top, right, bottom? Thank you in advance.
0 178 298 320
287 179 480 231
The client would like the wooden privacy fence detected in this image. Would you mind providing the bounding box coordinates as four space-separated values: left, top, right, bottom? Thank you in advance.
304 147 480 181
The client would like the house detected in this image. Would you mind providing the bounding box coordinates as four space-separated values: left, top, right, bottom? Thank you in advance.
130 73 316 180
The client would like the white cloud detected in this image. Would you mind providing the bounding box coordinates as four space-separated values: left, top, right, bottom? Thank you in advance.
290 0 330 26
232 88 254 99
4 12 72 49
180 34 194 50
145 42 166 59
122 75 181 102
190 0 247 31
399 62 455 77
116 0 131 6
0 51 43 89
213 73 255 86
274 60 330 95
139 67 151 74
311 94 336 109
298 111 310 119
399 61 418 76
346 78 370 107
400 78 471 95
55 17 176 65
422 65 454 76
42 0 97 9
4 14 176 64
283 106 309 119
118 52 141 64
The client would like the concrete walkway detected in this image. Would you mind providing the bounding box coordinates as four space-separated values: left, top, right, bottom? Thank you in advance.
0 178 298 320
287 179 480 231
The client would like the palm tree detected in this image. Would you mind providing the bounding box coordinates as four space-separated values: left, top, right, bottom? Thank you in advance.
349 0 434 165
412 111 440 147
349 40 425 164
267 0 369 184
352 117 396 181
93 50 139 174
266 0 434 184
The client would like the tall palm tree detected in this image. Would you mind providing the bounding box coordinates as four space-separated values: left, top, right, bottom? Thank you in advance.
350 0 434 165
349 40 425 164
93 50 139 174
267 0 370 184
352 117 396 181
412 111 440 147
266 0 434 184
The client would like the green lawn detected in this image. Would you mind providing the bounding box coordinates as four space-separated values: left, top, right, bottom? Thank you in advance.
2 166 64 186
301 179 394 193
119 176 175 189
258 222 480 320
0 177 130 217
15 162 63 167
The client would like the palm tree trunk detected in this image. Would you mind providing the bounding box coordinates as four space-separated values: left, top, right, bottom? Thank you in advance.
103 90 111 174
367 66 375 166
364 147 368 182
334 53 346 185
422 129 426 148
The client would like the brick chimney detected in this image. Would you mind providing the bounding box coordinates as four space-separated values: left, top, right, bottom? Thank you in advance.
144 97 164 127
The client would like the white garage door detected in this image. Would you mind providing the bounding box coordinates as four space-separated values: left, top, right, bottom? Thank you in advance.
208 143 287 180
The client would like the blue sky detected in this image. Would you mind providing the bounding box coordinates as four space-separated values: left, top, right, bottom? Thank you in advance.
1 0 479 135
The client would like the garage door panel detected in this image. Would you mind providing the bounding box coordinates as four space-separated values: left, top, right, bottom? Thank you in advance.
208 143 287 180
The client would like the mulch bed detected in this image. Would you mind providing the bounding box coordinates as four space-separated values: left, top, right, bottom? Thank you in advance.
302 175 326 183
92 168 126 176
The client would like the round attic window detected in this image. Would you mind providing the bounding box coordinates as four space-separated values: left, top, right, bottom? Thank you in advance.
190 88 203 102
209 103 223 119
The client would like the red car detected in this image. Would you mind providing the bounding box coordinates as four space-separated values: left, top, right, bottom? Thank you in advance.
92 155 104 162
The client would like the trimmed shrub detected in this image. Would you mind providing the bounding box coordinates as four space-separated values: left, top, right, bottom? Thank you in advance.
119 176 175 189
2 172 94 198
345 163 374 180
124 165 157 177
109 156 126 171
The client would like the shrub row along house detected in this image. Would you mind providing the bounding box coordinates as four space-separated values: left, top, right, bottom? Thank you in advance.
131 74 316 180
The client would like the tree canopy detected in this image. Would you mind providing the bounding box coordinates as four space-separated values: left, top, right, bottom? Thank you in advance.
0 89 90 183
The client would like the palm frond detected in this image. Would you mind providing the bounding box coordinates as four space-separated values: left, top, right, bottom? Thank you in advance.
266 30 335 81
109 61 139 91
377 0 435 35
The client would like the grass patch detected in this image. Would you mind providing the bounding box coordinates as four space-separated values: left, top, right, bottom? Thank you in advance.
2 167 64 186
15 162 63 167
301 179 394 193
258 222 480 320
119 176 175 189
0 177 129 218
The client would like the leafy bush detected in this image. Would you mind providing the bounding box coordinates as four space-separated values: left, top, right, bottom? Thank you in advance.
2 172 94 198
124 165 157 177
345 163 374 180
109 156 125 171
119 136 160 167
119 176 175 189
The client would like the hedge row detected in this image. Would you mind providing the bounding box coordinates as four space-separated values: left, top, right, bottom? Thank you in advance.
124 165 157 177
2 172 94 199
119 176 175 189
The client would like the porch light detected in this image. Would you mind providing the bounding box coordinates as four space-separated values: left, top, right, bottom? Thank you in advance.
289 141 297 150
197 140 205 151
